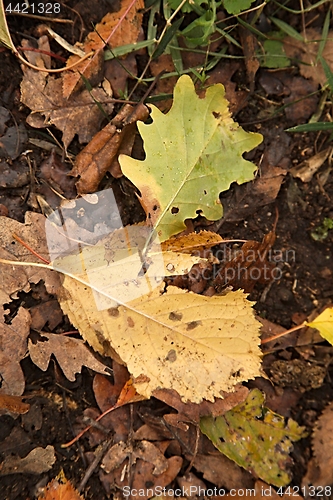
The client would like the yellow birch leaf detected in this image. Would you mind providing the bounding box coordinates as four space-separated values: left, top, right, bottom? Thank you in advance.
306 307 333 344
58 273 262 403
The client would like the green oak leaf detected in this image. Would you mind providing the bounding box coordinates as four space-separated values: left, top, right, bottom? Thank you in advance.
119 75 262 242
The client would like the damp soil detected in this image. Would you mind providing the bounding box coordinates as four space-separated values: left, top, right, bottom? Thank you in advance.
0 2 333 499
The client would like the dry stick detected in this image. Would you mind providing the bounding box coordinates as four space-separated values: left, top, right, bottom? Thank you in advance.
78 437 114 493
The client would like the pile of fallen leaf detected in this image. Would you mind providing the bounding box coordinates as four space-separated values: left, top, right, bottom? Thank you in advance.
1 0 333 498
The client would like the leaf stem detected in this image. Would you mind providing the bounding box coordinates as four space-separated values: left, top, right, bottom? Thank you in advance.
261 323 306 344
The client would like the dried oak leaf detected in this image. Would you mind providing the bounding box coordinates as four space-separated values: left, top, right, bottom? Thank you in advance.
303 400 333 487
28 333 110 382
0 213 60 395
0 303 30 396
20 40 114 150
0 245 32 395
0 212 60 294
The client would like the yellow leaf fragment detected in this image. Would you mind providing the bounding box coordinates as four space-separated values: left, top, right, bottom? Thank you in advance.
306 307 333 344
161 231 223 253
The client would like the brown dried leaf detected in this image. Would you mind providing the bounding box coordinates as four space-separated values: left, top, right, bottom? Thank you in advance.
85 0 144 52
283 29 333 86
0 212 60 294
70 104 149 194
0 393 30 417
239 25 259 92
153 385 249 425
211 231 276 293
0 302 31 396
102 440 169 475
192 453 253 490
62 51 104 99
0 445 55 476
28 333 110 382
20 40 114 150
290 147 332 182
63 0 144 97
303 400 333 487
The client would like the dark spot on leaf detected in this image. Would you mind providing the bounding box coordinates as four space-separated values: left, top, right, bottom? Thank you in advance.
153 204 158 211
186 320 202 330
169 311 183 321
171 206 179 214
203 190 207 195
213 111 220 118
165 349 177 362
196 209 202 215
232 370 241 378
127 317 135 328
108 307 119 317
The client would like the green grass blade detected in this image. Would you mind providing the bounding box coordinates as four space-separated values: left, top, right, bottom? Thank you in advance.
286 122 333 133
104 40 156 60
270 17 304 41
317 8 330 62
319 56 333 93
153 17 184 59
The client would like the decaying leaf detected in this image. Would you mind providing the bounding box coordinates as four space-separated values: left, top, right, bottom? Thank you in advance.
303 401 333 487
200 389 306 486
0 445 56 476
306 307 333 344
28 333 110 382
119 75 263 241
